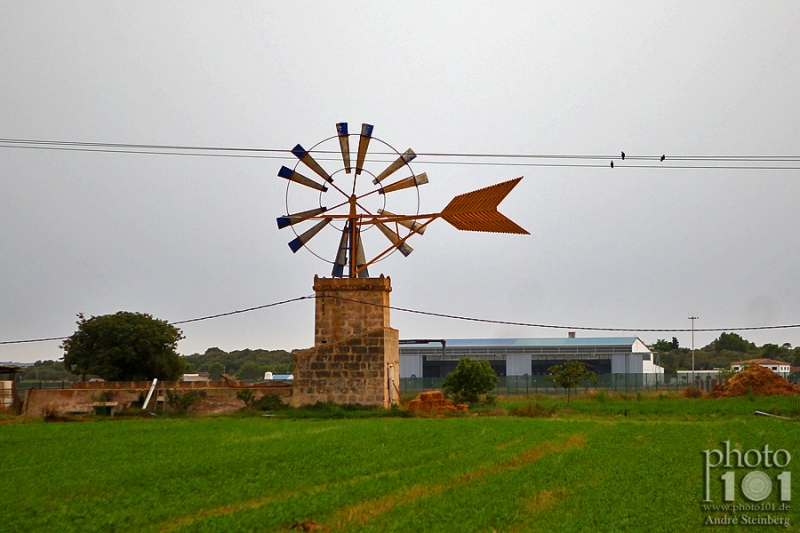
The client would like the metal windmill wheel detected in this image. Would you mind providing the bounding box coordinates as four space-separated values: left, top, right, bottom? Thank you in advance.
277 122 529 278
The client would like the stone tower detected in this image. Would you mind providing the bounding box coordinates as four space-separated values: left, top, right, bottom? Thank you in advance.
292 275 399 407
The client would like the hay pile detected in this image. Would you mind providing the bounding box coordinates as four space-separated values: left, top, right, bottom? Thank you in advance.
406 391 468 413
711 364 800 398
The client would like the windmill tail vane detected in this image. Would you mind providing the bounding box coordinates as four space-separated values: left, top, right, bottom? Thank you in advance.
276 122 528 278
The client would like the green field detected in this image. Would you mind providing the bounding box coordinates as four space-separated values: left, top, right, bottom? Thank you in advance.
1 396 799 532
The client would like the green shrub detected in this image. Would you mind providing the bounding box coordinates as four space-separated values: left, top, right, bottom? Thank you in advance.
236 388 254 407
251 394 288 411
442 358 499 405
166 390 201 414
593 390 608 402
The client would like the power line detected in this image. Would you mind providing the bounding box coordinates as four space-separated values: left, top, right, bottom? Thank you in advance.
323 295 800 333
0 295 314 346
169 295 313 325
2 138 800 170
4 293 800 346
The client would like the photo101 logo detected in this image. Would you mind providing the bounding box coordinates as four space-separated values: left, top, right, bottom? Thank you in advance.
704 441 791 504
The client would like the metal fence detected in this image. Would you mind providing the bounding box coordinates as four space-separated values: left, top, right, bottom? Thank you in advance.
399 373 800 397
13 373 800 402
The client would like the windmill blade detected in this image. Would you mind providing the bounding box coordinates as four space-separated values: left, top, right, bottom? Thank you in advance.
336 122 351 173
355 123 373 175
331 222 350 277
288 219 331 253
379 172 429 195
373 149 416 185
376 222 413 257
277 207 327 229
278 166 328 192
377 209 426 234
291 144 333 183
440 177 529 234
355 227 369 277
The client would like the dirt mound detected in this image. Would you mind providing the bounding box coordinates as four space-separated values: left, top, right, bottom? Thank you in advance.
406 391 468 414
711 364 800 398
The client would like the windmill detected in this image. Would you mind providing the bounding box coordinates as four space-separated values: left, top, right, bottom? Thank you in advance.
277 122 528 277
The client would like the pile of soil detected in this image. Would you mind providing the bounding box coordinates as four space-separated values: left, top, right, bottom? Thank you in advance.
710 364 800 398
406 391 468 413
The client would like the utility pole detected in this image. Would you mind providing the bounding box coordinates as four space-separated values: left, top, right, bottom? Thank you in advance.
688 315 699 383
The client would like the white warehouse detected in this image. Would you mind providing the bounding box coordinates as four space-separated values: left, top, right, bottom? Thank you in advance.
399 337 664 378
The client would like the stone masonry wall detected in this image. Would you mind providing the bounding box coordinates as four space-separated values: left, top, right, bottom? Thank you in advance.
292 327 399 408
314 275 391 346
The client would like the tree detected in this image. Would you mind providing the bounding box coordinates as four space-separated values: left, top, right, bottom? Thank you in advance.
208 362 225 380
442 358 499 404
546 361 597 407
61 312 184 381
237 361 265 381
652 337 680 352
715 332 752 353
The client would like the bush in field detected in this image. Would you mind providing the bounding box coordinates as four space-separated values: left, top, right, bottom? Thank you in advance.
236 388 254 407
442 358 499 405
251 394 288 411
166 390 201 414
546 361 597 407
682 385 703 398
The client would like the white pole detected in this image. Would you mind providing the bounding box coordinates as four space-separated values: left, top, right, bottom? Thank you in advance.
688 316 698 383
388 364 395 406
143 378 158 409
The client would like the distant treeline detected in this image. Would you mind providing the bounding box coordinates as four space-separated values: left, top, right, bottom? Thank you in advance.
653 332 800 373
183 347 294 380
19 347 295 382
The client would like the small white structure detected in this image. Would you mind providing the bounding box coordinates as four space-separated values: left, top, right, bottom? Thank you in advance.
181 373 210 382
732 359 791 378
264 373 293 381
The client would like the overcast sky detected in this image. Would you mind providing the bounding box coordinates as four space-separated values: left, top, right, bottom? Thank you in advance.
2 2 800 363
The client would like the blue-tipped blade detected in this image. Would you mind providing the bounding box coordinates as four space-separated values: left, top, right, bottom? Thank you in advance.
277 207 327 229
287 219 330 253
288 237 304 253
291 144 307 159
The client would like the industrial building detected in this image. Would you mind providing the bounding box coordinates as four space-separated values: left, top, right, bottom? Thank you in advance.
399 336 663 378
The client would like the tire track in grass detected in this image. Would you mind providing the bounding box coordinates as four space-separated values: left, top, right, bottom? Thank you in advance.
155 452 468 532
324 433 587 531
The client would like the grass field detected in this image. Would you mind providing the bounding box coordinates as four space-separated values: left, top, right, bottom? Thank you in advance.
1 395 799 532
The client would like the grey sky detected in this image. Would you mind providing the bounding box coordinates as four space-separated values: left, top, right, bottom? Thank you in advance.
2 2 800 363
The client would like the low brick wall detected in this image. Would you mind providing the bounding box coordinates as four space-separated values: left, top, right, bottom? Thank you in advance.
23 384 291 417
70 381 229 390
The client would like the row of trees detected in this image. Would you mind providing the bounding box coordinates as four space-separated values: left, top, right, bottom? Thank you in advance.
182 347 293 380
651 332 800 373
31 312 294 382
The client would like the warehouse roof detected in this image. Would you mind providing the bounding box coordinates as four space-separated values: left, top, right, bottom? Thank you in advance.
411 337 641 347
